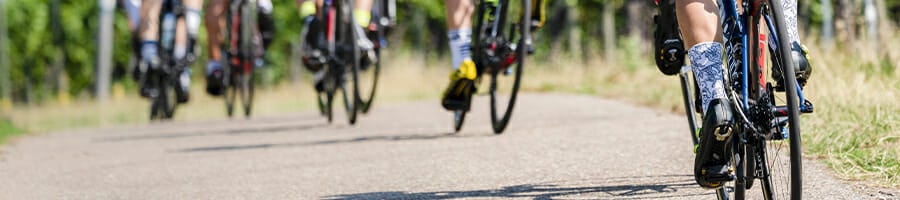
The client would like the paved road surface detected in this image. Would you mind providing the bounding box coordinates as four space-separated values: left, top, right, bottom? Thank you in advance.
1 94 892 199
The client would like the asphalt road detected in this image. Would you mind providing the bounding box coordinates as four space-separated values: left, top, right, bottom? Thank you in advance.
1 93 893 199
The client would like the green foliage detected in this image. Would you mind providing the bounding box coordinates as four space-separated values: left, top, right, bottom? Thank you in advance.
4 0 132 101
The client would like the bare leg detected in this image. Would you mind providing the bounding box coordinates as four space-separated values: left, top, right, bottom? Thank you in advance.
445 0 474 69
677 0 736 189
205 0 227 64
676 0 724 113
139 0 163 61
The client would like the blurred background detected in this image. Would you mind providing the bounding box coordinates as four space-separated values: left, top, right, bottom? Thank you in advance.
0 0 898 186
1 0 898 106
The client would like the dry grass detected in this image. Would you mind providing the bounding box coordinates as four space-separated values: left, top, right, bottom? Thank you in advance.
2 51 448 134
519 34 900 188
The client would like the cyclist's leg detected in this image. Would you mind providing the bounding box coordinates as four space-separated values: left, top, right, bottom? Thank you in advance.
776 0 811 86
124 0 143 80
204 0 228 96
677 0 735 188
440 0 476 111
257 0 275 50
139 0 163 66
172 0 202 102
353 0 377 65
137 0 163 97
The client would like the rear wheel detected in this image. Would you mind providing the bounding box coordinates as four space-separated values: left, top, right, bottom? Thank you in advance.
357 44 381 114
487 0 529 134
739 2 803 200
239 72 254 118
224 71 237 118
339 1 359 125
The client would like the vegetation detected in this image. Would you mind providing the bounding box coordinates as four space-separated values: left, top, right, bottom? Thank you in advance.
0 117 25 144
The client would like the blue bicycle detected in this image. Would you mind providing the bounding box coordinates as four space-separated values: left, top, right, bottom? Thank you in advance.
658 0 815 199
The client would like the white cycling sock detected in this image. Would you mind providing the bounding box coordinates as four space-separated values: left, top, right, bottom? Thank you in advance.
782 0 800 44
174 44 187 60
448 29 472 70
185 8 202 39
689 42 727 115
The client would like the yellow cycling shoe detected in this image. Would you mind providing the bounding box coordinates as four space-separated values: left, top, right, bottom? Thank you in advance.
441 59 478 111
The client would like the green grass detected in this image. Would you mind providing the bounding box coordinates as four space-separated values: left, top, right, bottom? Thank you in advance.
0 118 26 144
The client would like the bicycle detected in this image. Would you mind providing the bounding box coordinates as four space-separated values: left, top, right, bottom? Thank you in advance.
222 0 262 118
303 0 365 124
357 0 396 114
451 0 536 134
658 0 815 199
147 0 193 121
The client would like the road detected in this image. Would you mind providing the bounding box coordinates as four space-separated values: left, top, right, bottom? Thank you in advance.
0 93 891 199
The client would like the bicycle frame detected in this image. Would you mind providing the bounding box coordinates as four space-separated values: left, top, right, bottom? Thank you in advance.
720 0 808 115
227 0 257 74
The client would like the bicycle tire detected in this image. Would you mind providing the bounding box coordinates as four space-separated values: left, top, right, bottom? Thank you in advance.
357 37 381 114
758 1 803 199
339 0 358 125
453 110 467 133
488 0 529 134
239 0 255 118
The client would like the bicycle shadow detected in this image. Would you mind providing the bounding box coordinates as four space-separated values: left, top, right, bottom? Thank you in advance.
323 175 714 200
95 115 333 143
174 131 493 153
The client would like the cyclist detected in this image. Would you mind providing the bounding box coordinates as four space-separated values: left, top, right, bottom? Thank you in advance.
121 0 143 82
439 0 545 111
136 0 203 102
298 0 378 92
204 0 276 96
662 0 813 188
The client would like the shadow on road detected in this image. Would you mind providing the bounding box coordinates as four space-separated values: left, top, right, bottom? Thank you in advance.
175 132 491 153
96 121 331 143
323 175 714 200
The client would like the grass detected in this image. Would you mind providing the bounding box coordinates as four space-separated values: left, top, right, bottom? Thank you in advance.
0 118 26 144
1 51 448 134
516 35 900 188
1 34 898 188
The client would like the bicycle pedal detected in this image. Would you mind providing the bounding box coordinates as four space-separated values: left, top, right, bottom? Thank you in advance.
801 99 814 113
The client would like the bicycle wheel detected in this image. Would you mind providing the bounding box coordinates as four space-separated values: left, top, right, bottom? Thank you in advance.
356 34 381 114
487 0 529 134
239 73 254 117
751 1 803 199
339 0 359 125
453 110 467 133
239 1 256 118
224 72 237 118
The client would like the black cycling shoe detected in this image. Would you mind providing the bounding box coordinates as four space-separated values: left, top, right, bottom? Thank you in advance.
205 67 225 96
653 0 685 76
301 16 326 72
440 79 475 111
695 98 736 188
138 56 162 98
773 42 812 91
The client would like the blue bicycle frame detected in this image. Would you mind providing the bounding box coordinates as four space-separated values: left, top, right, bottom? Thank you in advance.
719 0 808 116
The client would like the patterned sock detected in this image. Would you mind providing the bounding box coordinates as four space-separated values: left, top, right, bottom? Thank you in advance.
782 0 800 44
447 29 472 70
689 42 727 115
